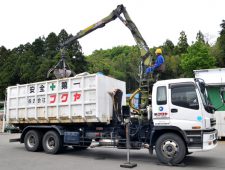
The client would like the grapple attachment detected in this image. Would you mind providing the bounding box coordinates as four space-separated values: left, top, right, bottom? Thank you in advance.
47 49 75 79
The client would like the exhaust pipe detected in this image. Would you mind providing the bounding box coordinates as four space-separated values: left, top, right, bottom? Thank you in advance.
91 139 118 148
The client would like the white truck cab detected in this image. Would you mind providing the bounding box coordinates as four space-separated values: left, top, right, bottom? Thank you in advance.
152 78 217 153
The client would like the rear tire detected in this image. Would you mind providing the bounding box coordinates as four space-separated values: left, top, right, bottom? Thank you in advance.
24 130 43 152
42 130 62 154
155 133 186 164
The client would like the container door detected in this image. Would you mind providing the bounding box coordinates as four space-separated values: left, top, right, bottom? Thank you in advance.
169 83 203 130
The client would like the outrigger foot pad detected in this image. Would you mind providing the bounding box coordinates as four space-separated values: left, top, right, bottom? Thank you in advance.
120 162 137 168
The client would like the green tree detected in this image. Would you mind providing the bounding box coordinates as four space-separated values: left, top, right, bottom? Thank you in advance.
0 46 10 67
16 50 38 83
176 31 189 55
162 39 175 56
162 55 181 79
45 32 59 58
0 52 19 99
57 29 87 74
216 20 225 66
66 42 87 74
32 37 45 57
58 29 69 44
196 30 205 44
86 46 140 92
181 41 216 77
0 29 87 100
210 41 223 67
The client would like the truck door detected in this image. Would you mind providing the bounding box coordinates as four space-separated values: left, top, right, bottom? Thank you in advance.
152 85 170 125
169 83 202 129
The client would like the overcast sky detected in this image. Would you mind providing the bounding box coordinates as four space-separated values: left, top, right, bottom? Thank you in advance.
0 0 225 55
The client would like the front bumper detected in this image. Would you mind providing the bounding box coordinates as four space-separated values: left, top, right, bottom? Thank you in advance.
188 129 218 152
202 129 218 151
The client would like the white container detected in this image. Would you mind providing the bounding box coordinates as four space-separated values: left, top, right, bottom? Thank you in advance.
7 74 126 124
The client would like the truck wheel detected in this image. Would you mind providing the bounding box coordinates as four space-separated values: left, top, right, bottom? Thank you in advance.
42 130 62 154
24 130 43 152
155 133 186 165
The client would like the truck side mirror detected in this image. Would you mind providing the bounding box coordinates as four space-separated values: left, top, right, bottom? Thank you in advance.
220 87 225 103
199 81 206 94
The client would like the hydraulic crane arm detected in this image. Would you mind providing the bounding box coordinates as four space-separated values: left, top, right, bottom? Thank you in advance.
50 4 152 113
60 5 151 68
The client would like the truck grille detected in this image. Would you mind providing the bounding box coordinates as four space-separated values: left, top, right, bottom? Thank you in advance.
210 118 216 127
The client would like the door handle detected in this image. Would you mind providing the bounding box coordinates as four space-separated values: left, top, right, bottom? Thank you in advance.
171 108 178 113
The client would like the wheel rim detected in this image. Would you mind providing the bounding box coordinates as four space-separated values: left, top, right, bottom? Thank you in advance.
46 136 56 150
27 135 36 148
161 139 179 158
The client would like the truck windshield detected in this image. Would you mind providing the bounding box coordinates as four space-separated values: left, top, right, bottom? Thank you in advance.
195 79 214 113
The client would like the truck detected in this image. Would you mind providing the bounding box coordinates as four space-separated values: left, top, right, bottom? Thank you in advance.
194 68 225 138
6 5 220 165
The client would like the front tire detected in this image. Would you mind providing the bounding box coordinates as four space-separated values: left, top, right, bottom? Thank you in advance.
24 130 43 152
42 130 62 154
155 133 186 164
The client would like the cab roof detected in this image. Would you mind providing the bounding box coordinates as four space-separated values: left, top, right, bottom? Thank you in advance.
155 78 195 86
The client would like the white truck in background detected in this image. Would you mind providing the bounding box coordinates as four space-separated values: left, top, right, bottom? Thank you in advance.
194 68 225 138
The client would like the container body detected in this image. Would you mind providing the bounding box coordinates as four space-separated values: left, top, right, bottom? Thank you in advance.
7 74 126 124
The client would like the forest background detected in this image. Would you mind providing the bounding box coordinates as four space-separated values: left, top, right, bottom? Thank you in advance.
0 20 225 100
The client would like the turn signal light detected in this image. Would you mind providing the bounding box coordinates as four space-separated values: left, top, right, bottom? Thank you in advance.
192 126 201 129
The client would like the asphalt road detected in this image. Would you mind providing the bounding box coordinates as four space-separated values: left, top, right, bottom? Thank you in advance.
0 133 225 170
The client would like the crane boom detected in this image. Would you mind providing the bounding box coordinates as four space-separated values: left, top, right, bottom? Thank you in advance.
50 4 152 112
60 5 152 73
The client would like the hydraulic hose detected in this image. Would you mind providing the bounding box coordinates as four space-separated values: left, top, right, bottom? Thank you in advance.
128 88 141 114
